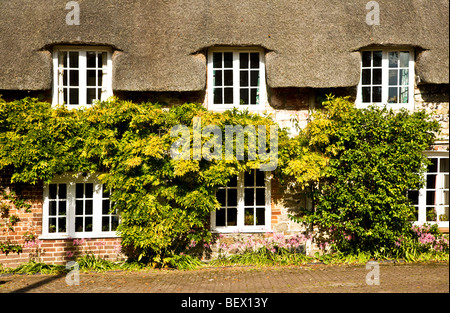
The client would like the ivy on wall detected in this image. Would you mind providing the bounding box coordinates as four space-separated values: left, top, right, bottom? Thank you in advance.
0 96 440 261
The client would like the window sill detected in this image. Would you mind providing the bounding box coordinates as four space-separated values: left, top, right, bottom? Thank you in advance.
39 233 120 240
211 227 273 234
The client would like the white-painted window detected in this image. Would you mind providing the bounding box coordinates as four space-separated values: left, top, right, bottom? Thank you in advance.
207 48 266 111
356 49 414 109
211 170 271 232
408 153 449 228
42 173 119 239
52 46 112 107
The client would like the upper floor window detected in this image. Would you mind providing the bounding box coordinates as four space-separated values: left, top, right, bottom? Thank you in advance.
357 49 414 109
52 46 112 107
207 48 266 110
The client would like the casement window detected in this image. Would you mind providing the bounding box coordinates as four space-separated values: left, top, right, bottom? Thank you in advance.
408 153 449 228
42 174 119 238
211 170 271 232
356 49 414 109
207 48 266 110
52 46 112 107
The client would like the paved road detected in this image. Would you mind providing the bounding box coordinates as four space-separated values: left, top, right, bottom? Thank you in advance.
1 262 448 294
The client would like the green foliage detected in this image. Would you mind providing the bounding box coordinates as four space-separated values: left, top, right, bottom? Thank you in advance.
289 95 440 257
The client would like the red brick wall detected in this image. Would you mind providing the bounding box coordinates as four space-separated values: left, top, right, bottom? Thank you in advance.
1 172 124 268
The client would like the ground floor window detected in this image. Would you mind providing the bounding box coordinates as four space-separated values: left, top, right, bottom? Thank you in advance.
408 153 449 228
42 173 119 238
210 169 271 232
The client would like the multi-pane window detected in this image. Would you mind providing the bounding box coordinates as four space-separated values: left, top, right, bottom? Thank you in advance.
212 170 270 232
53 47 112 107
208 49 266 109
43 175 119 238
408 155 449 227
358 49 414 108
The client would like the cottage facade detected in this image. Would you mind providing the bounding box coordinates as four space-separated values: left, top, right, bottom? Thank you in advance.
0 0 448 267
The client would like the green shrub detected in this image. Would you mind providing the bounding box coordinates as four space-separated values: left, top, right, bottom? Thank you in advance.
289 95 440 257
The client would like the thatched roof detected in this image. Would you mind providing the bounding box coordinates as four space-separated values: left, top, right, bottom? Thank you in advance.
0 0 448 91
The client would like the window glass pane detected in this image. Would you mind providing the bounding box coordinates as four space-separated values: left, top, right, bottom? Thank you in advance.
426 208 437 221
49 218 57 233
224 52 233 68
250 89 257 105
426 191 435 205
85 200 93 215
372 86 382 102
102 185 110 198
59 201 66 216
240 71 248 87
240 89 249 105
216 189 226 206
213 53 222 68
399 52 409 67
362 51 372 67
428 158 438 173
63 70 68 86
49 201 57 216
97 70 103 86
85 217 93 232
255 207 265 226
69 88 79 105
440 158 449 172
102 199 110 214
102 216 110 231
87 52 97 68
69 70 79 86
256 188 265 205
389 70 398 85
216 209 225 226
87 88 97 105
388 52 398 68
63 88 68 104
240 53 249 69
362 69 371 85
76 200 83 215
76 183 83 198
85 183 93 198
224 70 233 86
244 188 254 206
427 174 437 189
214 70 222 86
400 69 409 85
224 88 233 104
213 88 222 104
388 87 398 103
49 184 57 199
250 53 259 69
250 71 259 87
69 52 79 68
58 217 66 232
372 68 382 85
373 51 382 67
362 87 371 103
227 208 237 226
111 216 119 231
227 189 237 206
58 184 67 199
245 171 254 186
75 217 83 232
400 87 409 104
256 170 265 186
244 208 254 225
87 70 96 86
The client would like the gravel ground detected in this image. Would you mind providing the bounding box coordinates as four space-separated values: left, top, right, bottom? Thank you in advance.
0 262 448 294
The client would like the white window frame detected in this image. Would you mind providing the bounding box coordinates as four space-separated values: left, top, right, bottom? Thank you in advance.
356 48 415 110
411 152 449 229
207 47 267 112
41 173 119 239
210 170 272 233
52 46 113 108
